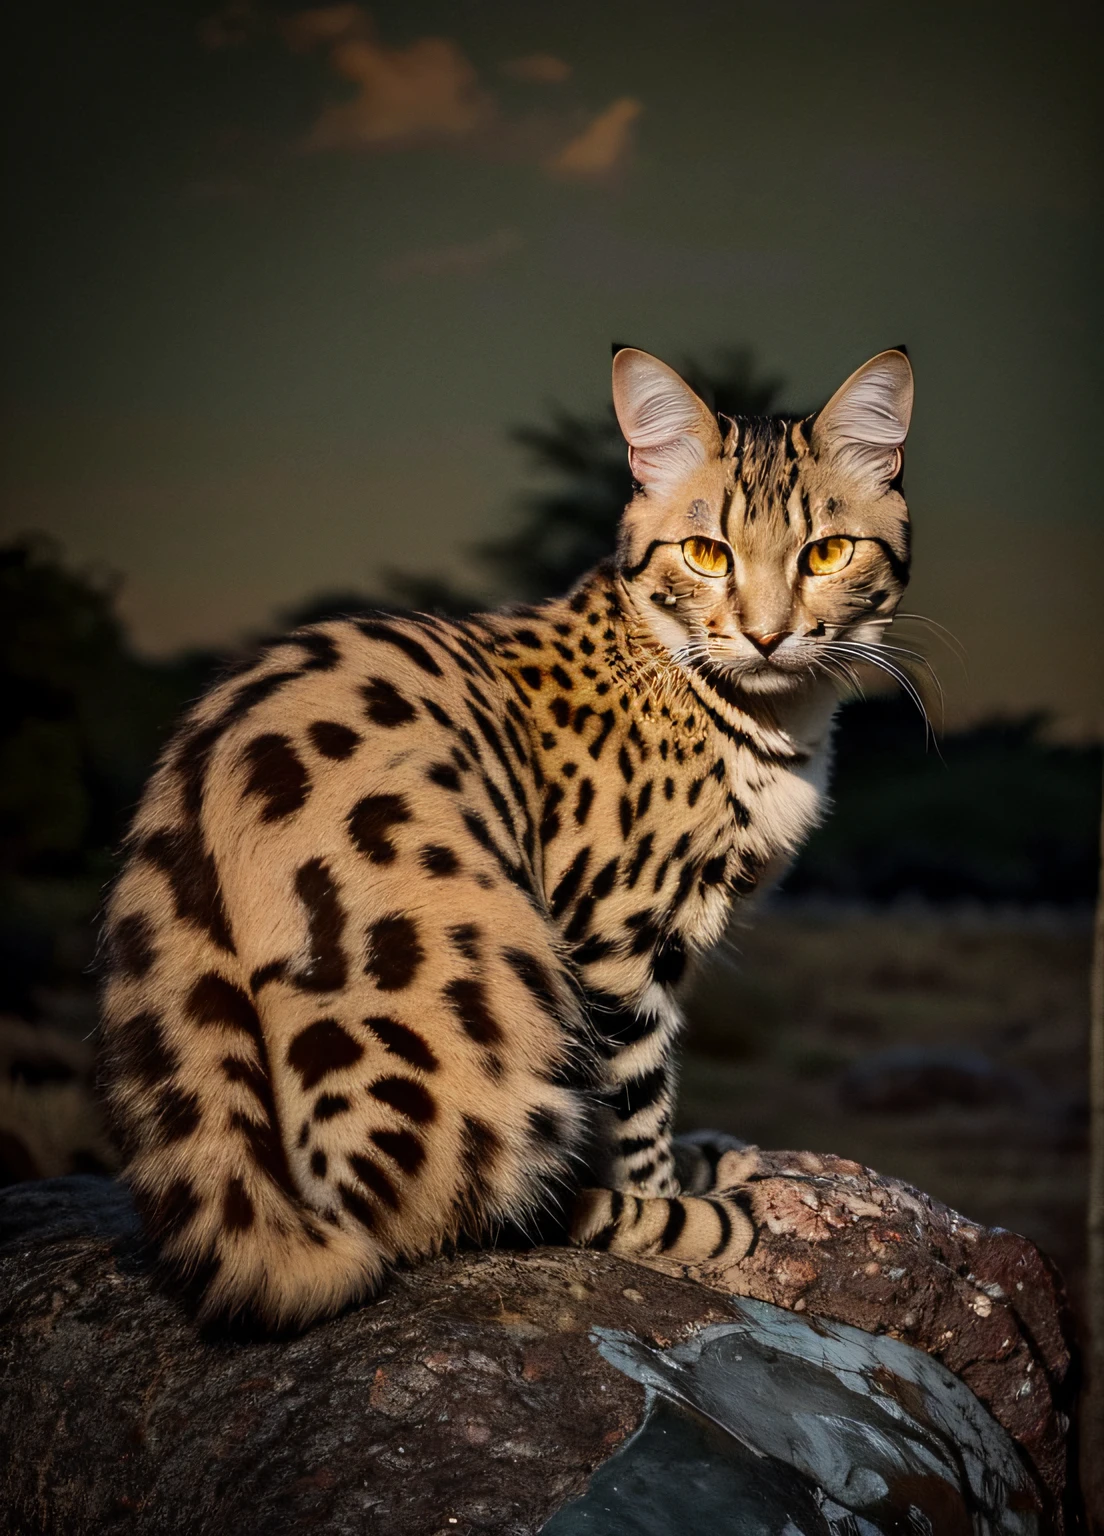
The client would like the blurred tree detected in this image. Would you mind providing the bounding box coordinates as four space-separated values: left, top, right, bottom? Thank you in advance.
0 538 217 1015
381 349 785 613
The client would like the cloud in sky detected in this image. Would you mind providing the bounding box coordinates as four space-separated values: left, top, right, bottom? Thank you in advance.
266 8 638 176
379 227 523 282
281 6 493 151
501 53 572 85
545 97 643 180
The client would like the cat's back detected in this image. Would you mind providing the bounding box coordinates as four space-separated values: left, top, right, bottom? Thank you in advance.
121 610 537 944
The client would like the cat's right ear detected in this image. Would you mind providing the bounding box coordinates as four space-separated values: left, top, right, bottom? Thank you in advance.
612 349 722 494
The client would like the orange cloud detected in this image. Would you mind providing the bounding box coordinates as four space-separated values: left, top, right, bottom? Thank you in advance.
501 53 571 85
546 98 642 179
282 6 493 151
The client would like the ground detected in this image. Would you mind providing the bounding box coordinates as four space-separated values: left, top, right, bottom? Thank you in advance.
680 903 1091 1326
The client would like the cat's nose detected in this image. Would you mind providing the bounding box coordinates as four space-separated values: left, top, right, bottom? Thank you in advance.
744 629 789 657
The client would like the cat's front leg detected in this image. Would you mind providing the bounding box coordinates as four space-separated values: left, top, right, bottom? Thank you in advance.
593 1024 682 1199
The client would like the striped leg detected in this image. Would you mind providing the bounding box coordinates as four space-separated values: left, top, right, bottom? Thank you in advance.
597 1047 680 1198
571 1184 759 1266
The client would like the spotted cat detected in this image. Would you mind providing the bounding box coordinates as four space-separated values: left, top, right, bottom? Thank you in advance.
99 346 914 1326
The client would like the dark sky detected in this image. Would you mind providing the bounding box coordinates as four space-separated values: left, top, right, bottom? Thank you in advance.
3 0 1101 732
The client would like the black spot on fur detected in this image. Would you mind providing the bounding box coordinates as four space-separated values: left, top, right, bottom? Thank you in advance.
588 710 616 761
293 630 340 671
574 778 594 825
108 912 157 979
109 1010 179 1090
348 1152 401 1209
371 1128 425 1174
249 960 286 992
501 947 560 1015
308 720 362 759
370 1075 437 1123
449 923 481 961
619 794 633 838
659 1200 686 1251
707 1198 733 1259
420 844 460 877
241 733 310 822
338 1182 378 1229
550 697 571 728
356 619 444 676
221 1053 270 1108
443 977 502 1045
527 1107 563 1145
572 934 615 965
551 664 573 691
153 1085 202 1145
140 828 235 954
550 846 590 918
520 665 542 689
653 935 687 986
347 793 412 863
362 676 418 727
231 1110 296 1196
365 913 425 992
313 1093 351 1121
222 1177 255 1232
591 1002 660 1055
287 1018 364 1090
603 1065 666 1121
310 1149 328 1178
135 1176 200 1244
540 783 564 845
702 854 727 885
427 760 461 790
626 833 654 889
185 973 263 1043
293 858 348 992
460 1115 500 1181
366 1016 439 1072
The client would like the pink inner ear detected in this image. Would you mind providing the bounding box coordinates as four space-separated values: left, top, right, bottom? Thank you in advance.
629 432 706 492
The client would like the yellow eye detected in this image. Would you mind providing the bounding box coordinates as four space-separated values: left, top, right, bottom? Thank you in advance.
682 537 732 578
804 536 854 576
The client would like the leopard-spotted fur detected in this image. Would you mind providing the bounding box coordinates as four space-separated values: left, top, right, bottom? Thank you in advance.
99 346 913 1326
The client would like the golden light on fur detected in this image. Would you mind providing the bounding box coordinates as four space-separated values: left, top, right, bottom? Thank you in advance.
682 536 732 577
804 536 854 576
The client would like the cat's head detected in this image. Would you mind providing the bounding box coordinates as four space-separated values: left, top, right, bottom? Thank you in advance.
612 347 913 697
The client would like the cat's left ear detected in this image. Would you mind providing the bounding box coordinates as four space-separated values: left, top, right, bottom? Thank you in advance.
813 349 913 489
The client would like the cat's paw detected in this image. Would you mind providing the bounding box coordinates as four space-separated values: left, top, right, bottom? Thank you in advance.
672 1130 758 1193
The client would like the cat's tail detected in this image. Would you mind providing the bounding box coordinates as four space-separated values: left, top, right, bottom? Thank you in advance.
99 969 392 1329
99 934 591 1331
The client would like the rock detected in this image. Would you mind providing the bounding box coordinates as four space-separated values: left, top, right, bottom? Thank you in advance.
0 1170 1078 1534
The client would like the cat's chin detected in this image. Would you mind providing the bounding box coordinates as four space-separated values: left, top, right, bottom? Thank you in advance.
730 666 807 697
